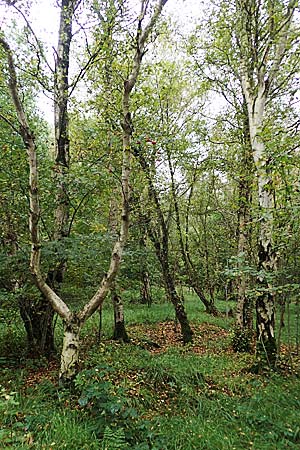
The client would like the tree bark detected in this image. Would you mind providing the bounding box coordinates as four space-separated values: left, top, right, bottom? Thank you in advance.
0 0 169 384
59 316 82 386
135 149 193 343
139 233 152 306
140 269 152 306
166 150 219 316
112 289 130 342
108 174 130 341
161 256 193 344
236 0 298 366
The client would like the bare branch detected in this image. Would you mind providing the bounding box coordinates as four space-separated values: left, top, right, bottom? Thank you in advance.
0 111 20 134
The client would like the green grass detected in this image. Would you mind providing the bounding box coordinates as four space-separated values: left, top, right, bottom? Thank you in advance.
1 293 300 449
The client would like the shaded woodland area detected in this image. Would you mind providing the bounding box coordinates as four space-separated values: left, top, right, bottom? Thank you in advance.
1 0 300 448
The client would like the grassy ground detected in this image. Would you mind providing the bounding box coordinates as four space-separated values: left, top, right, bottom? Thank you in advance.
0 296 300 449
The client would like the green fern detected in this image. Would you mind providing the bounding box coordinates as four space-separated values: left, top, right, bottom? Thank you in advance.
101 426 128 450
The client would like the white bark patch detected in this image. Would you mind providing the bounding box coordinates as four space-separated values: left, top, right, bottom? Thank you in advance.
59 325 81 383
258 322 265 338
265 301 274 321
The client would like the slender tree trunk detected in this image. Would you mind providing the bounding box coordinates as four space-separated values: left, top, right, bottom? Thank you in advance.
234 104 254 352
111 288 130 342
139 233 152 306
140 269 152 306
162 256 193 343
148 226 193 344
136 151 193 343
108 171 129 341
166 151 218 316
149 228 193 343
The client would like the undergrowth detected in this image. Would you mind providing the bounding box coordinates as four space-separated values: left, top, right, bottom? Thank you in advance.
0 296 300 449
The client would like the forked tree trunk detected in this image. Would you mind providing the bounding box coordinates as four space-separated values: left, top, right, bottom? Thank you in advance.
0 0 169 385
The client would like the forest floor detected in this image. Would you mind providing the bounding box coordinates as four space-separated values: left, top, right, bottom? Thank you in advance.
1 299 300 449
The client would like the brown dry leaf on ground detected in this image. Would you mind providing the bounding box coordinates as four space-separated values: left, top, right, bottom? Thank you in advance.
24 360 59 388
21 321 300 388
129 321 231 355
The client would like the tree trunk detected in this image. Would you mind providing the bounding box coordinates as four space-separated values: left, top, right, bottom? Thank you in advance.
140 269 152 306
165 279 193 344
108 171 130 341
136 153 193 343
112 289 130 342
139 233 152 306
166 137 218 316
190 281 219 316
59 316 82 386
156 245 193 344
254 231 277 366
242 81 277 366
19 297 55 357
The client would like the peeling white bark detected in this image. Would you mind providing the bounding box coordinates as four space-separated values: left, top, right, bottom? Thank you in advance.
59 320 82 384
236 0 297 363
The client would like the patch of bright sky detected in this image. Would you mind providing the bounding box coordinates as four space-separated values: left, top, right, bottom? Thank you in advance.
0 0 212 123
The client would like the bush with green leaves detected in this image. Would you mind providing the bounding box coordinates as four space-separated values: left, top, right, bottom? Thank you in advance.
74 364 168 449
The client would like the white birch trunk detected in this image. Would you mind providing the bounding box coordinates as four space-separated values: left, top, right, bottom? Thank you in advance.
241 77 277 363
59 318 82 385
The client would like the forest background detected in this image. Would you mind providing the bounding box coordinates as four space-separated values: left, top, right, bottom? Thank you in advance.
0 0 300 449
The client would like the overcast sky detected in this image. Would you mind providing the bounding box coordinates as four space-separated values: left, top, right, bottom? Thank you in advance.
1 0 205 46
0 0 208 122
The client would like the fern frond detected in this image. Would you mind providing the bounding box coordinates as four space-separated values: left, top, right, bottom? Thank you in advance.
101 426 127 450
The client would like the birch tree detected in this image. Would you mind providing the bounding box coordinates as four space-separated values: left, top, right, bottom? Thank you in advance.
0 0 87 356
190 0 299 359
0 0 169 385
188 15 256 336
234 0 299 365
